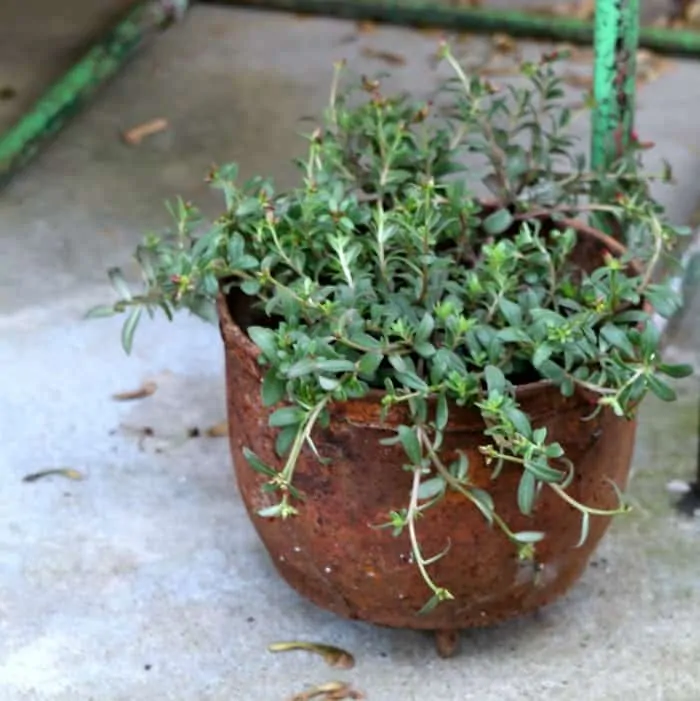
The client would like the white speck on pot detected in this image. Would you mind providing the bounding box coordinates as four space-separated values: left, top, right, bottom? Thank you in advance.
324 566 332 573
293 546 301 552
279 555 286 562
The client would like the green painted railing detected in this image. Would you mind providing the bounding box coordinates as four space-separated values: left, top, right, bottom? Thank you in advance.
0 0 696 193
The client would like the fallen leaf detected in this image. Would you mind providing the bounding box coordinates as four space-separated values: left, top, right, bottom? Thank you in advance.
477 61 520 78
491 33 517 54
112 381 157 401
122 118 169 146
573 0 596 20
268 641 355 670
206 421 229 438
356 20 376 33
290 681 365 701
23 468 85 483
360 47 407 66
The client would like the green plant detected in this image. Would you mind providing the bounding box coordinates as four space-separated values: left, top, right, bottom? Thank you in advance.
91 43 693 612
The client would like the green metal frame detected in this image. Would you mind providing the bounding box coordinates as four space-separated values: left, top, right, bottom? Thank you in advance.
0 0 189 189
0 0 688 195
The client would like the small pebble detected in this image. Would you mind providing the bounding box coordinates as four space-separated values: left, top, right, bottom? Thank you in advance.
666 479 692 495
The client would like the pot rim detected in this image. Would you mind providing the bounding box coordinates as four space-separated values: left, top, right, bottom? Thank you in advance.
217 213 637 427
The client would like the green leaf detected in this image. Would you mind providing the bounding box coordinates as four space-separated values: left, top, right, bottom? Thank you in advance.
227 232 245 263
647 374 677 402
243 447 277 477
121 306 142 355
395 371 429 392
417 476 446 500
315 359 356 374
470 487 494 524
525 457 563 483
108 267 132 300
498 297 522 326
484 365 506 394
497 327 531 343
505 407 531 438
357 352 383 378
417 593 441 615
575 511 590 548
537 359 566 383
269 406 305 428
236 254 259 271
388 354 408 373
658 363 693 379
517 470 537 515
285 358 317 378
85 304 117 319
414 342 436 358
545 442 564 458
397 425 422 465
435 394 448 431
415 313 435 343
275 425 297 457
645 284 682 319
348 332 382 350
532 344 553 368
262 372 286 406
600 324 635 358
248 326 278 360
318 376 340 391
449 451 469 481
512 531 545 544
257 503 284 518
241 279 261 295
482 208 513 235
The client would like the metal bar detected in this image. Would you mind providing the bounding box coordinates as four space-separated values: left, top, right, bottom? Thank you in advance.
201 0 700 57
0 0 189 190
591 0 640 173
590 0 640 238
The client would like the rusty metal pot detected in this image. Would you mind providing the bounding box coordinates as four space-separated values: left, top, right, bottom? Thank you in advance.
217 218 638 657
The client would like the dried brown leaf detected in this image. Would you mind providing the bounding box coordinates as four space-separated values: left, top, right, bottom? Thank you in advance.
112 381 157 401
290 681 365 701
122 118 169 146
206 421 229 438
573 0 596 20
356 20 377 33
23 468 85 483
562 72 593 89
268 641 355 669
491 33 517 54
360 47 407 66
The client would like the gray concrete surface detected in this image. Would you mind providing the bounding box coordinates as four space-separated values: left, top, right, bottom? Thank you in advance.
1 5 699 701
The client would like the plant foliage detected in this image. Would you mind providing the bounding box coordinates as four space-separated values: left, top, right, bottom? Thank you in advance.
91 43 693 612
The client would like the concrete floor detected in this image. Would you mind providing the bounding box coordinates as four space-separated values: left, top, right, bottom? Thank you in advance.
1 4 700 701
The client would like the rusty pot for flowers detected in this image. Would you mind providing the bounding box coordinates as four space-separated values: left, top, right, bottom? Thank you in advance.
216 217 638 658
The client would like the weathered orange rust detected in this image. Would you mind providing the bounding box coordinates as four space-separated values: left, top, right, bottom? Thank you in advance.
217 221 638 638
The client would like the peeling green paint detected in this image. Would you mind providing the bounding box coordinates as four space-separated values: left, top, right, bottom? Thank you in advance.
0 1 188 189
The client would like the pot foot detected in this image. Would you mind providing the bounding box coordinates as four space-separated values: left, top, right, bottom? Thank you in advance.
434 629 460 658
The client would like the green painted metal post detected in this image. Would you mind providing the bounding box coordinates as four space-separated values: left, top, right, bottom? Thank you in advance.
591 0 640 185
0 0 189 190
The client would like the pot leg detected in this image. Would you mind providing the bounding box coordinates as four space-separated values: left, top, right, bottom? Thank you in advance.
434 629 460 658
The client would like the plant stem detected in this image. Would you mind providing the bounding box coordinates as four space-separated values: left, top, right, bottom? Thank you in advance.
407 465 452 599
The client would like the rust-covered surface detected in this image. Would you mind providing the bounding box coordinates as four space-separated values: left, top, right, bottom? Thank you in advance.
216 223 638 631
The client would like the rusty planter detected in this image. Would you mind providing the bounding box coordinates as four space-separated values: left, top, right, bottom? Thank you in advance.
216 221 638 649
